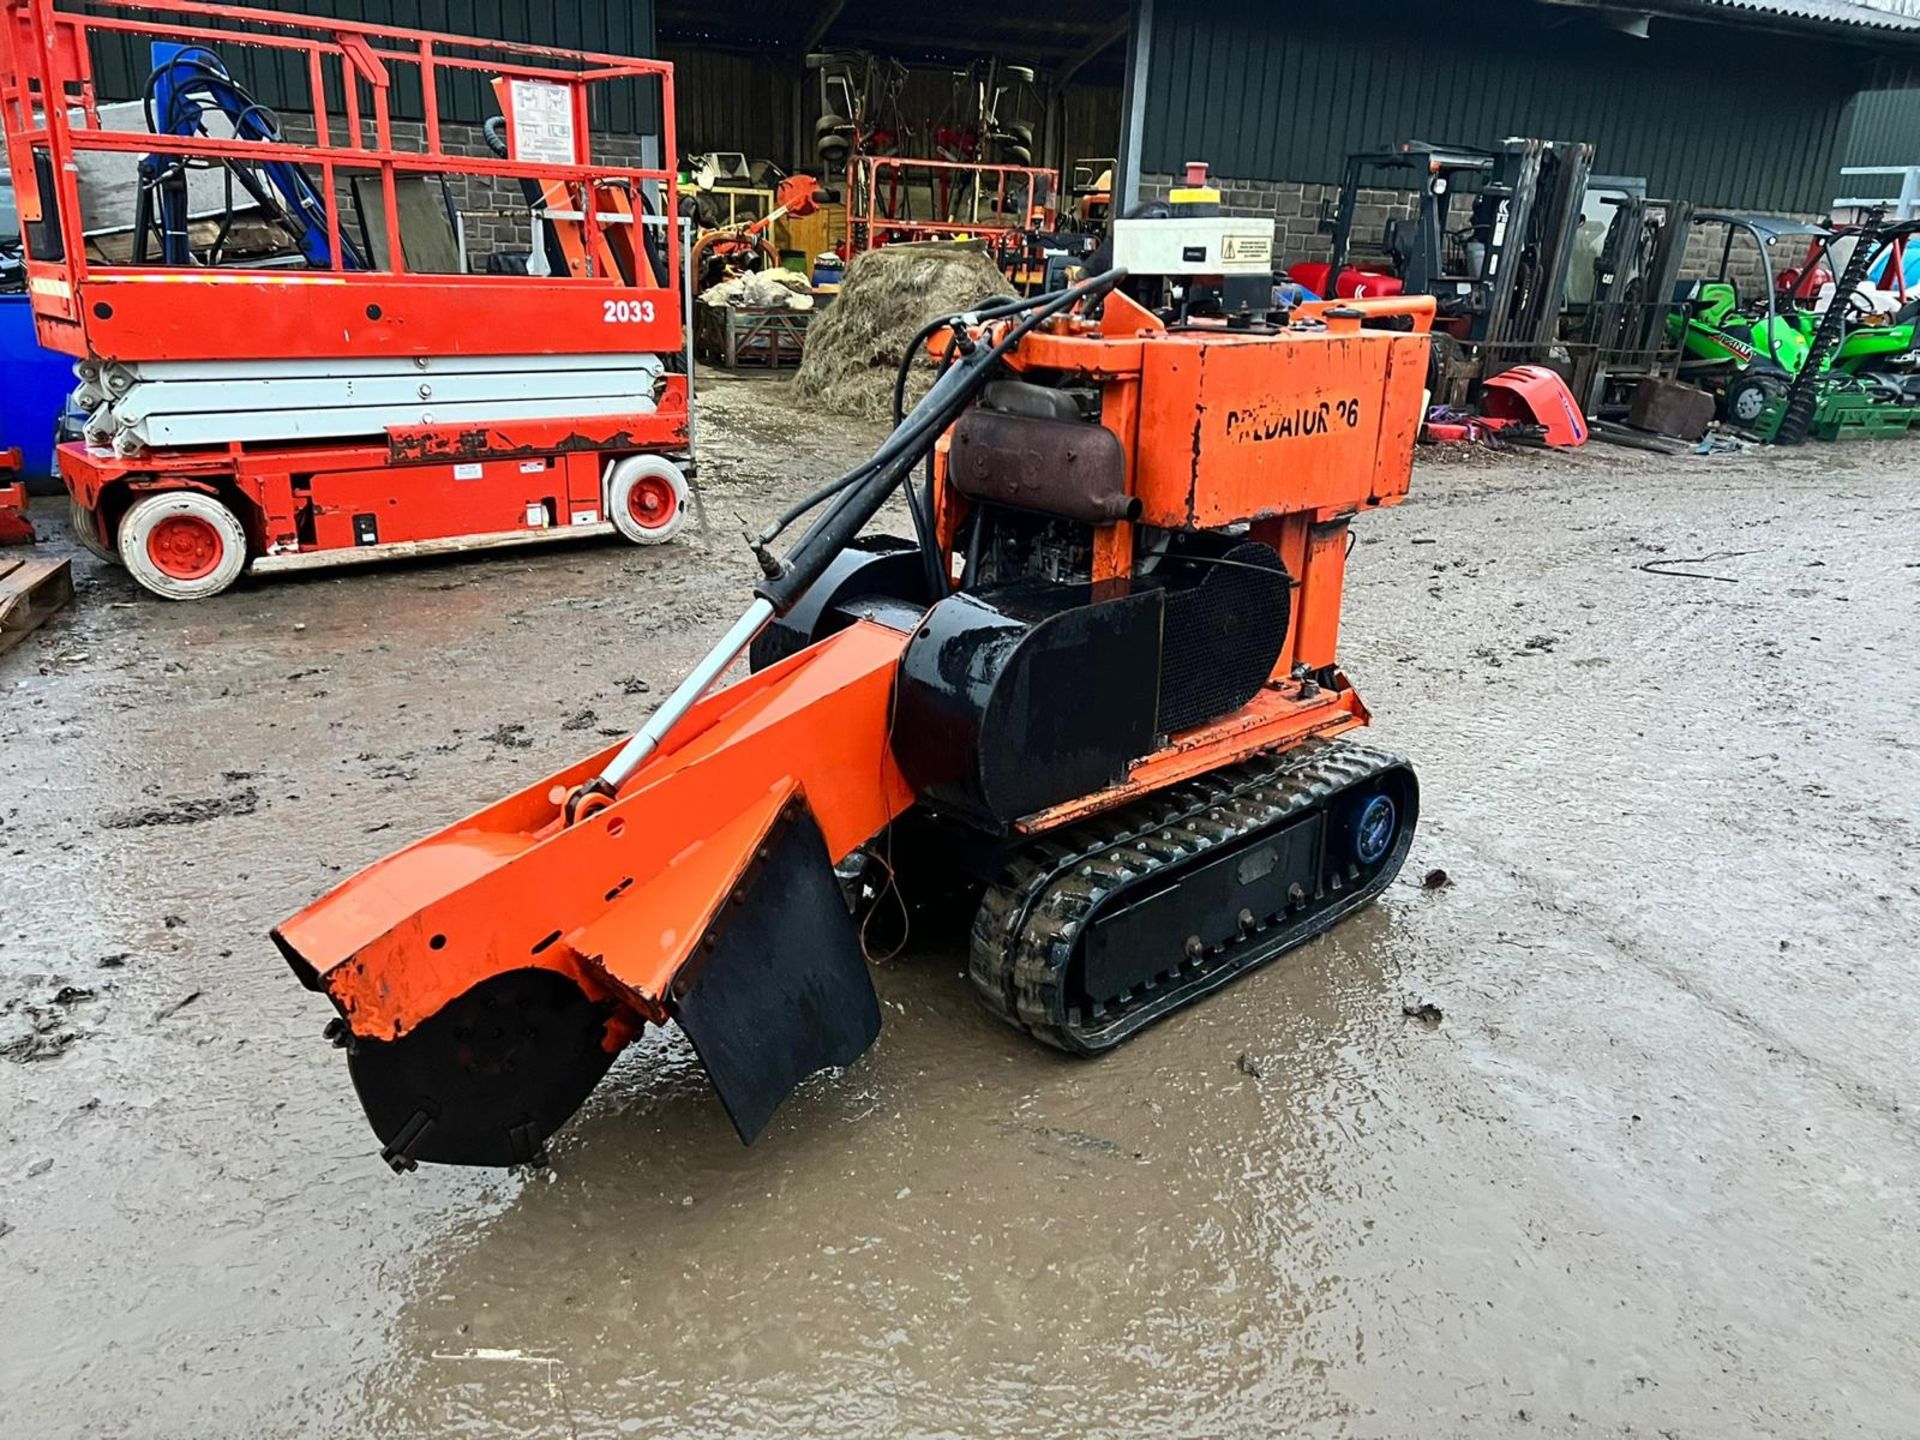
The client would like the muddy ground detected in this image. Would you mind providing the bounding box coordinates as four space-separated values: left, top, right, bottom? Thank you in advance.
3 379 1918 1439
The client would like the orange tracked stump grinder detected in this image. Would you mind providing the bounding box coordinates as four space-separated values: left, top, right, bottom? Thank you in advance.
274 272 1436 1171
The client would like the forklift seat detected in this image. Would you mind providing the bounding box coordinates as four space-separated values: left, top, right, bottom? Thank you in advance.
1383 216 1416 273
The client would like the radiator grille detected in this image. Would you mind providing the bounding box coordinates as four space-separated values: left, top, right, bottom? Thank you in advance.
1155 540 1291 734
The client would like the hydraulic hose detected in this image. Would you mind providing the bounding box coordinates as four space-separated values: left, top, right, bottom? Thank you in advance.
889 289 1062 426
577 267 1125 810
757 274 1120 551
140 48 362 270
754 266 1124 614
902 333 965 600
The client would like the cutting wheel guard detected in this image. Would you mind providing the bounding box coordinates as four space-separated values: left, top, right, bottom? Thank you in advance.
273 620 916 1170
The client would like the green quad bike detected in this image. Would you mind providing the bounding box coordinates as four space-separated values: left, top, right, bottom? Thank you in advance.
1669 214 1920 427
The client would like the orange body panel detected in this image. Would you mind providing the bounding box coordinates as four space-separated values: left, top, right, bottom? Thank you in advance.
1292 518 1353 669
1019 679 1370 832
300 453 591 547
1092 373 1141 583
1130 325 1428 529
1002 295 1431 535
1001 295 1431 686
276 619 916 1039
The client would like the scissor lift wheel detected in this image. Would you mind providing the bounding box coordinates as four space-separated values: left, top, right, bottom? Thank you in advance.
607 455 689 545
118 491 248 601
68 496 115 562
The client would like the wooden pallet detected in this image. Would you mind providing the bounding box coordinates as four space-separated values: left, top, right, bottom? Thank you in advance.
694 302 811 370
0 555 73 656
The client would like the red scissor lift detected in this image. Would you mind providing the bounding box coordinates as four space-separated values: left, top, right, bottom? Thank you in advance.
0 0 692 599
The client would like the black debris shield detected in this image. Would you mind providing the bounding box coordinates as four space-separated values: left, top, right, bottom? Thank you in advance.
671 800 882 1144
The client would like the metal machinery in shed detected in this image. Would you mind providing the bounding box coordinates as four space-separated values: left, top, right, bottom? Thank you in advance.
0 0 694 599
1563 192 1695 417
1290 138 1594 404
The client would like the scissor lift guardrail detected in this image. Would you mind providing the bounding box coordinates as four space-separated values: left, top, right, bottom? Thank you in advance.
0 0 681 363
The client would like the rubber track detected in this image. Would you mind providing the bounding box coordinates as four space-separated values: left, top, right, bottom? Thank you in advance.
968 738 1414 1053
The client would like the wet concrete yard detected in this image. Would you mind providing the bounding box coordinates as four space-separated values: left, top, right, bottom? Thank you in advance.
4 384 1918 1437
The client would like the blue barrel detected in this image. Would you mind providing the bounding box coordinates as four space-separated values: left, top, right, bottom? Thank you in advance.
0 294 76 484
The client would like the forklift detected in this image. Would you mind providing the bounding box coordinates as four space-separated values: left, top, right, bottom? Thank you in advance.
1288 138 1594 403
1562 192 1695 416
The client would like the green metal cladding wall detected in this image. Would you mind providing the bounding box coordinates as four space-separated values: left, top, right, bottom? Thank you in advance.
86 0 659 129
82 3 1115 169
257 0 656 62
1142 0 1865 213
1846 85 1920 167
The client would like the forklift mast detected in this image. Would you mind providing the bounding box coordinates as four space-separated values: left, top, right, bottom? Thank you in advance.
1324 140 1498 302
1480 139 1595 357
1569 193 1694 413
1316 137 1594 395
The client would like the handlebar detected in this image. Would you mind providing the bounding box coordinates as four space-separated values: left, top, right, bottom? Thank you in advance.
1294 294 1437 334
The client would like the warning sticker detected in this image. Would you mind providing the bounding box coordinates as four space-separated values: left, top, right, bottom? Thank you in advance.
1222 234 1273 264
507 79 577 166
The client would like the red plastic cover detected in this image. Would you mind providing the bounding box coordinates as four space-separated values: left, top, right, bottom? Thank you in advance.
1479 366 1589 447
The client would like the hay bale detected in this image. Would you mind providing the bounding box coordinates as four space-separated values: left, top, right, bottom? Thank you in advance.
792 242 1014 420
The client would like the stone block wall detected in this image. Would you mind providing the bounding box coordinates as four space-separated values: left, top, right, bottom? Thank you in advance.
276 115 655 270
1677 219 1780 302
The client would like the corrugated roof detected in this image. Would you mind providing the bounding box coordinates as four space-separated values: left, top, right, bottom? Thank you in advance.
1541 0 1920 50
1696 0 1920 31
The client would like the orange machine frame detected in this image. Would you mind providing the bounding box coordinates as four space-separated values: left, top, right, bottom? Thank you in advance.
934 289 1433 823
277 293 1435 1051
847 153 1054 261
